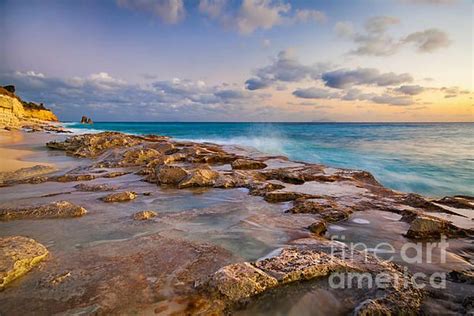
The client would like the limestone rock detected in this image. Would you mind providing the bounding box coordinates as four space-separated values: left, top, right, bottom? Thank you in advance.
132 210 158 220
405 215 453 240
156 165 188 185
207 262 278 302
0 165 56 184
74 183 116 192
178 168 219 189
0 201 87 221
264 191 312 203
101 191 137 203
231 159 267 170
0 236 49 290
254 248 349 284
46 132 144 158
308 220 327 236
435 196 474 210
288 198 352 222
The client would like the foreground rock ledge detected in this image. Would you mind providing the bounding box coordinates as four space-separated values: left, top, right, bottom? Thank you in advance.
197 242 423 314
0 201 87 221
0 236 48 290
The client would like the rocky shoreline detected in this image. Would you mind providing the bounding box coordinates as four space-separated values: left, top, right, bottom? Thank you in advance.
0 130 473 315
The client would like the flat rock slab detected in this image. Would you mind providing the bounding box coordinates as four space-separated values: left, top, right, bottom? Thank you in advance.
0 165 56 184
101 191 137 202
0 201 87 221
0 236 48 290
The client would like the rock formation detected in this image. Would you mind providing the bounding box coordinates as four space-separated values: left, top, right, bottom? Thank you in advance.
80 116 93 124
0 201 87 221
0 85 58 129
0 236 49 290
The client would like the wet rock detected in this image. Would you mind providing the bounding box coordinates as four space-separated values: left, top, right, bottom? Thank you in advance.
156 165 189 185
400 193 442 211
178 168 220 189
264 191 312 203
231 159 267 170
119 148 161 166
46 132 144 158
287 198 352 222
308 220 327 236
101 191 137 203
51 174 96 182
448 269 474 284
0 201 87 221
74 183 116 192
0 165 56 184
206 262 278 302
80 116 93 124
132 210 158 220
435 196 474 210
102 171 130 178
248 182 286 196
405 215 461 240
0 236 48 290
261 168 305 184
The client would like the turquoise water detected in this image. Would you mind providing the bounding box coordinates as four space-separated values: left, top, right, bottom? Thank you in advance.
65 122 474 197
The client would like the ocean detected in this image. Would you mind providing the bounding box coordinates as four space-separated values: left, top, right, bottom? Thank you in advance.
65 122 474 198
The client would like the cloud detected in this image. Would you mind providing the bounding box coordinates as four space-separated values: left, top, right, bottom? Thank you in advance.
393 85 425 95
336 16 451 56
402 28 451 52
116 0 185 24
372 94 414 106
322 68 413 89
245 49 326 90
292 87 339 99
199 0 326 34
0 70 267 121
293 9 326 23
334 21 354 37
198 0 226 18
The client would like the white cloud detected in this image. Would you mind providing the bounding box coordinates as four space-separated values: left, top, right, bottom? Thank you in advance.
236 0 290 34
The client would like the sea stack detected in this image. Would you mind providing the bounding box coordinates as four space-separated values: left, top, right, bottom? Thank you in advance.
80 115 93 124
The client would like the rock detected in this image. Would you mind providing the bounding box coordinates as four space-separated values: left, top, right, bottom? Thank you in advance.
207 262 278 302
202 244 423 315
231 159 267 170
46 132 143 158
400 193 441 211
101 191 137 203
0 165 56 184
261 168 305 184
405 215 459 240
308 220 327 236
74 183 116 192
119 148 161 166
51 174 96 182
80 116 93 124
287 198 352 222
254 248 350 284
0 201 87 221
264 191 311 203
178 168 219 189
102 171 129 178
132 210 158 220
248 182 286 196
448 269 474 284
156 165 188 185
435 196 474 210
0 236 49 290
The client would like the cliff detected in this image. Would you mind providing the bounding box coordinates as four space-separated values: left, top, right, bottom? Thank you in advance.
0 86 58 129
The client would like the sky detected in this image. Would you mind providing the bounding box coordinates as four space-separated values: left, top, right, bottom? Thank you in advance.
0 0 472 122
